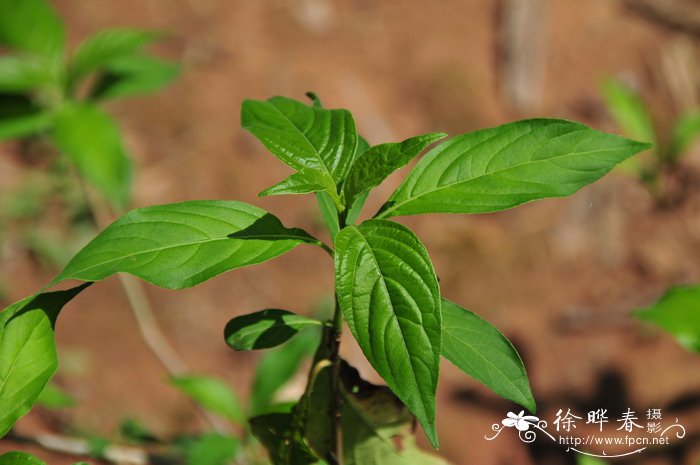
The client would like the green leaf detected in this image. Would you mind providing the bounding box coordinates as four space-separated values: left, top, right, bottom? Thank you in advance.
0 56 53 92
241 96 358 184
89 54 180 101
342 132 446 209
35 382 76 409
119 417 158 444
0 452 47 465
179 433 240 465
344 135 372 225
669 110 700 161
315 192 340 241
51 102 132 207
377 119 650 218
224 309 322 351
440 299 535 412
53 200 320 290
260 168 342 210
636 285 700 352
0 284 89 437
69 28 160 83
0 94 51 141
171 375 243 424
249 413 324 465
334 220 441 448
340 362 449 465
0 0 64 59
601 78 656 146
251 328 319 414
577 456 608 465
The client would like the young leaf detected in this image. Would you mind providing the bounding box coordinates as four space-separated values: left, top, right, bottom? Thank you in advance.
225 309 322 351
35 382 76 409
170 375 243 424
89 54 180 101
251 328 320 414
440 299 535 412
0 0 64 59
315 192 340 241
0 284 89 437
51 102 132 207
669 110 700 161
0 56 52 92
178 433 240 465
0 452 47 465
377 119 650 218
260 168 342 210
342 132 447 209
601 78 656 147
0 94 51 141
636 285 700 352
242 96 358 184
334 219 441 447
53 200 321 290
69 28 160 83
340 362 449 465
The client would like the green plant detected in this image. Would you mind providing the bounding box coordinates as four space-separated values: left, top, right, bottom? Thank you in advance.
636 285 700 353
0 94 648 463
601 77 700 203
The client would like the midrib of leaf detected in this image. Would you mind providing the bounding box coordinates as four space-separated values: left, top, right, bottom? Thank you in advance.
268 101 337 182
347 227 433 414
377 127 624 218
442 322 529 403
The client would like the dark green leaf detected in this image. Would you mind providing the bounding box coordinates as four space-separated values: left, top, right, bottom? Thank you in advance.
171 375 243 424
0 94 51 141
35 382 76 409
440 299 535 412
179 433 239 465
376 119 650 218
70 28 160 83
119 417 158 444
601 78 656 146
669 110 700 161
225 309 322 351
0 0 64 58
335 220 441 447
342 132 446 209
0 452 47 465
89 54 180 101
315 192 340 241
636 285 700 352
344 135 372 225
249 413 324 465
51 102 132 207
0 284 89 437
251 328 319 414
242 96 358 184
340 362 449 465
53 200 320 290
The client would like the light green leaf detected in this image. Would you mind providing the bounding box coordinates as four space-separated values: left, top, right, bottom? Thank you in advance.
0 284 89 437
179 433 239 465
0 0 64 59
260 168 342 210
376 119 650 218
440 299 535 412
669 110 700 161
53 200 320 290
89 54 180 101
51 102 132 207
334 220 441 448
251 328 319 414
636 285 700 352
70 28 160 83
342 132 446 209
341 362 449 465
0 56 53 92
225 309 321 351
601 78 656 146
577 456 608 465
242 96 358 183
315 192 340 241
171 375 243 424
0 94 51 141
35 382 76 409
0 452 47 465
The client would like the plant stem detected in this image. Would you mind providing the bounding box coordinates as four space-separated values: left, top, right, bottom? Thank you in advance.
329 213 346 463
